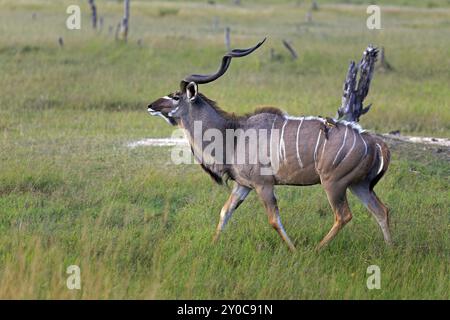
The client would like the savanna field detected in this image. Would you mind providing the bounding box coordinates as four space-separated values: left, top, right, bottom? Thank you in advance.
0 0 449 299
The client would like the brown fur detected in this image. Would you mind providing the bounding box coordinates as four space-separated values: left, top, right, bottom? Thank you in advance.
199 93 285 124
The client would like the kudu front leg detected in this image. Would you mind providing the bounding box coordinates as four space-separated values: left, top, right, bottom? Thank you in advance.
213 183 251 243
255 185 296 252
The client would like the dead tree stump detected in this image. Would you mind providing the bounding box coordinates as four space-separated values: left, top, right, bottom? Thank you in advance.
120 0 130 41
88 0 97 29
337 45 378 122
225 27 231 51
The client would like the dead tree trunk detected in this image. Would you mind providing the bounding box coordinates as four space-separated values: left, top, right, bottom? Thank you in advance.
306 11 313 23
282 40 298 60
377 47 393 72
212 16 219 32
121 0 130 41
88 0 97 29
98 16 103 32
337 45 378 122
115 22 121 41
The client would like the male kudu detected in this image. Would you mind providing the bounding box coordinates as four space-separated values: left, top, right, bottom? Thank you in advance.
147 39 391 251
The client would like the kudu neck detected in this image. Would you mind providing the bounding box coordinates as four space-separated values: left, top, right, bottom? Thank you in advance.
179 95 235 182
182 95 237 133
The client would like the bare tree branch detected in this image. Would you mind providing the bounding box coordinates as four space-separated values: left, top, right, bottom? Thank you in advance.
282 40 298 60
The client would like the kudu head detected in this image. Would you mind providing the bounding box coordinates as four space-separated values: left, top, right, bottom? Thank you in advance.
147 38 266 125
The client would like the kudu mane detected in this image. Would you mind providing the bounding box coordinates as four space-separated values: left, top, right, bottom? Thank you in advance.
198 93 285 128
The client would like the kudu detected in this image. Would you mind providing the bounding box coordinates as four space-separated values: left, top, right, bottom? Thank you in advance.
147 39 391 251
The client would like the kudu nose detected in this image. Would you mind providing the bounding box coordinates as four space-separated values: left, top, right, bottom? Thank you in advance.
147 104 154 111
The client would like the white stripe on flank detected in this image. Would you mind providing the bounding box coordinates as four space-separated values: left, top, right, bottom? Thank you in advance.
376 143 384 175
360 133 368 157
295 118 304 168
279 119 288 162
269 115 278 164
320 136 327 160
340 129 356 163
284 115 365 133
313 130 322 162
332 126 348 165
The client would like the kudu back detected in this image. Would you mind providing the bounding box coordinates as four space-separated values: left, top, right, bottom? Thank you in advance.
147 39 391 251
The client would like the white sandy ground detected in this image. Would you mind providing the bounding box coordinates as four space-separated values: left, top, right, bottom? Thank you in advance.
127 138 189 148
383 134 450 147
127 135 450 148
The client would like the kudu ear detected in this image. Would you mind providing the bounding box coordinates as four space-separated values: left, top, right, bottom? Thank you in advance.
186 82 198 101
180 80 188 92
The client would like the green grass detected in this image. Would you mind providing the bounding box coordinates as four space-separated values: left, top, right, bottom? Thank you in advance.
0 0 449 299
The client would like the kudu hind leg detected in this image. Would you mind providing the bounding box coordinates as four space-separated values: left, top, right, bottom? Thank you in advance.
213 183 251 243
255 185 296 252
317 184 353 250
350 184 392 245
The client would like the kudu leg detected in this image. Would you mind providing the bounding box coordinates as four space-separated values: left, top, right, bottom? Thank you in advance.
255 185 296 252
350 184 392 245
213 183 251 243
317 185 353 250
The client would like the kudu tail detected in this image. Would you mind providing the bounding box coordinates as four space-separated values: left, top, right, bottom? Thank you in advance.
369 138 390 191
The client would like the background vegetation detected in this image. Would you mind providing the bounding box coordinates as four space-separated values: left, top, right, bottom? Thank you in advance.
0 0 448 299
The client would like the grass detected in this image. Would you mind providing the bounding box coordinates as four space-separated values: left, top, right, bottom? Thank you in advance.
0 0 449 299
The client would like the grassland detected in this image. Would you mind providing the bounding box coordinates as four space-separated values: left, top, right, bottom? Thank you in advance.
0 0 449 299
